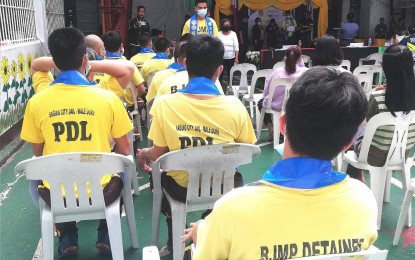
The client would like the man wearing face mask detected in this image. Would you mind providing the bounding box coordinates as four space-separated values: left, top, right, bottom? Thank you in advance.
218 18 239 90
129 5 151 56
252 17 265 51
182 0 218 37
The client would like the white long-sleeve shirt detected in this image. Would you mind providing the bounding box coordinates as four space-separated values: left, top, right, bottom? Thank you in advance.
218 31 239 60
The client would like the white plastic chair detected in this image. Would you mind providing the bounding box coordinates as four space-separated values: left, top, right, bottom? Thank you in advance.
146 98 155 147
126 82 143 141
257 77 297 149
15 152 139 260
146 73 155 89
241 69 273 118
143 246 161 260
393 177 415 245
302 55 312 67
340 59 351 71
227 63 257 97
341 111 415 229
295 245 388 259
272 61 285 70
359 53 382 66
353 65 383 90
354 73 374 96
151 143 261 260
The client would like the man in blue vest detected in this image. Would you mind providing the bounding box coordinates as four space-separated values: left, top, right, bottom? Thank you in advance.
182 0 218 37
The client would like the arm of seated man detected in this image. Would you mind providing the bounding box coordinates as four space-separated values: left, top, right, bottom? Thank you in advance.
90 59 135 89
137 145 169 173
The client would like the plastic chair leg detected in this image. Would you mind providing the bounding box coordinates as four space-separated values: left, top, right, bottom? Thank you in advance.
383 171 392 203
249 101 254 119
402 165 412 227
271 112 281 149
123 187 139 249
151 192 163 245
171 202 187 260
256 112 265 140
393 188 414 245
106 202 124 260
41 207 54 260
370 168 388 229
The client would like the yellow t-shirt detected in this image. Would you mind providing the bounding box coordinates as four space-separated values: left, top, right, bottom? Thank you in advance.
155 71 224 98
21 84 133 189
182 18 219 37
146 68 176 101
149 93 256 187
123 66 145 106
33 71 54 93
195 179 378 259
140 58 172 81
97 74 125 98
130 52 156 70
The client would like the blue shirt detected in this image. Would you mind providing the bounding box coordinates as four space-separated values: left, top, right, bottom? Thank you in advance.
340 22 359 40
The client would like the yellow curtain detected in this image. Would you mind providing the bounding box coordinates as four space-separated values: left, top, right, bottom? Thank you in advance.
214 0 328 38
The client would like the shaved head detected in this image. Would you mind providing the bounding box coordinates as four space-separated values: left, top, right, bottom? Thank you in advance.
85 34 105 56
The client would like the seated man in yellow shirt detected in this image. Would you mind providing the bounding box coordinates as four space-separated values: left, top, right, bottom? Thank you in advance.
182 0 218 37
85 34 106 60
31 52 135 94
21 27 133 257
147 39 188 102
99 31 145 104
137 34 256 256
140 37 172 82
130 34 156 70
182 67 378 259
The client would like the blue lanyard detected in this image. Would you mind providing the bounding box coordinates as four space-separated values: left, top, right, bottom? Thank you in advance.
97 55 104 60
51 70 96 86
179 77 220 95
152 52 170 59
140 47 154 53
105 52 122 58
189 14 214 36
167 62 186 71
261 158 347 189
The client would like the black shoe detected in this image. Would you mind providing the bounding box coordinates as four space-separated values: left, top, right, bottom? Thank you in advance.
58 232 78 258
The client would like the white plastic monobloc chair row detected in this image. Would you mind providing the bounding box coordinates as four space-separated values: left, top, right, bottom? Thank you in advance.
353 65 383 95
151 143 261 260
257 77 297 149
15 152 139 260
341 111 415 229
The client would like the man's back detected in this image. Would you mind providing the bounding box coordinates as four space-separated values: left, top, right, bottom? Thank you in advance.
195 176 377 259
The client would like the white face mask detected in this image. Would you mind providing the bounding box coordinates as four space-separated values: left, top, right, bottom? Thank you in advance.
197 9 207 18
85 61 91 76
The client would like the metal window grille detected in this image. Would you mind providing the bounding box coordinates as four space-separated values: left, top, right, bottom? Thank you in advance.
46 0 64 35
0 0 37 45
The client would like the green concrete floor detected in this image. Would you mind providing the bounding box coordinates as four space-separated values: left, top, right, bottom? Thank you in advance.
0 129 414 259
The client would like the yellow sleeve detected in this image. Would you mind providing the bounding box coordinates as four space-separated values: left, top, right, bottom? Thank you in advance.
21 99 45 143
98 76 125 98
182 20 190 35
146 73 161 101
33 71 53 93
140 63 149 81
131 66 144 85
148 99 167 147
110 95 133 138
236 106 257 144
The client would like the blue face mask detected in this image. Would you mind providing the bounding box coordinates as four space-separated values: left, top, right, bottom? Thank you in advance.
197 9 207 18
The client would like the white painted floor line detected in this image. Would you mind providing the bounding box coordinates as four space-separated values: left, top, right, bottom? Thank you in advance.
0 172 25 206
139 182 150 191
258 141 273 147
32 239 43 260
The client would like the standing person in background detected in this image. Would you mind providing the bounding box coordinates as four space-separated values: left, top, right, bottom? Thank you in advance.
181 15 191 33
252 17 264 51
129 5 151 56
218 18 239 90
281 10 297 45
258 10 270 29
339 13 359 46
238 14 249 63
375 18 388 39
182 0 218 37
298 11 314 48
265 18 279 49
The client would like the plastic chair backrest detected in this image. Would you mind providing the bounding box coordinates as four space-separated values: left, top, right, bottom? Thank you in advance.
15 152 135 223
247 69 273 99
340 60 351 71
273 62 285 70
152 144 260 212
353 65 383 88
302 55 312 67
354 73 373 95
357 111 415 167
359 53 383 66
295 245 388 259
265 77 297 111
127 82 138 111
229 63 257 91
